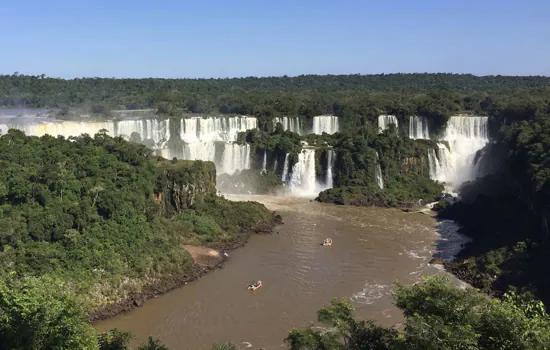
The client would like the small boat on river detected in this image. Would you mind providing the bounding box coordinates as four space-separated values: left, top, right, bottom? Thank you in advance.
322 238 333 246
247 280 262 291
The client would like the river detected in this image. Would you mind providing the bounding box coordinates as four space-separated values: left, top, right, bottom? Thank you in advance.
95 194 468 349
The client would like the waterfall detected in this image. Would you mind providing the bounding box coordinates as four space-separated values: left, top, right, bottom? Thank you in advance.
325 149 334 189
375 152 384 189
312 116 339 135
261 149 267 173
116 119 170 148
273 158 278 173
3 118 172 149
273 117 302 135
378 115 399 133
180 116 256 142
182 141 216 163
289 149 317 197
428 116 489 190
220 143 251 175
2 114 259 177
176 116 257 175
409 116 430 140
282 154 290 182
5 120 116 139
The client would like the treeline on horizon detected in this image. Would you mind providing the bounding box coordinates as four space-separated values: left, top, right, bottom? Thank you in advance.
2 73 550 132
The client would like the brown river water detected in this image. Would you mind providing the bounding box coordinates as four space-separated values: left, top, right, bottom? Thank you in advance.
95 195 469 349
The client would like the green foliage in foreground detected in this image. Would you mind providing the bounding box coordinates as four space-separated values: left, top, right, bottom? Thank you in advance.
3 273 550 349
284 276 550 350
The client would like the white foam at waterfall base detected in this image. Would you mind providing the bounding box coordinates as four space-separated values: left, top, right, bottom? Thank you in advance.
289 149 318 197
312 116 339 135
377 115 399 133
409 116 430 139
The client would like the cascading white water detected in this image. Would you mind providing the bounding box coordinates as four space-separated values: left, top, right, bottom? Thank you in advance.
409 116 430 140
378 115 399 133
177 116 257 175
220 143 251 175
116 119 170 148
180 116 256 142
281 154 290 182
438 116 489 188
375 152 384 189
183 141 217 163
325 149 334 189
3 118 171 149
5 120 116 139
312 116 339 135
261 149 267 173
273 117 302 135
289 149 317 197
428 144 453 183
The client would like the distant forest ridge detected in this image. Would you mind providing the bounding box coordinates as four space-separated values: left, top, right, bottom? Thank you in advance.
1 73 549 117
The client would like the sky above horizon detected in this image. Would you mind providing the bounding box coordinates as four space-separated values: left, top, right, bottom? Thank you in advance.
1 0 549 78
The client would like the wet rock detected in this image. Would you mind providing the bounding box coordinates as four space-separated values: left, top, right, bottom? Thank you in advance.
133 295 144 307
429 257 445 265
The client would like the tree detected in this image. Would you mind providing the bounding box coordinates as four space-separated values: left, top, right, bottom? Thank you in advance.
0 275 97 350
285 276 550 350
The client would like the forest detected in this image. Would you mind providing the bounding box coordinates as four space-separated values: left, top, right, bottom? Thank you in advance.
0 130 278 349
2 73 550 135
2 72 550 348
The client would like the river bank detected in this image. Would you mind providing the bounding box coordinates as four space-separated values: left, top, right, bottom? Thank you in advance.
95 194 470 349
90 218 280 322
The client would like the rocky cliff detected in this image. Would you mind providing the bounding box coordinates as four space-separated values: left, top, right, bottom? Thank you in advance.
154 158 217 215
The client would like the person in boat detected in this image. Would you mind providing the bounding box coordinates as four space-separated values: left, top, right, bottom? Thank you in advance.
248 280 261 289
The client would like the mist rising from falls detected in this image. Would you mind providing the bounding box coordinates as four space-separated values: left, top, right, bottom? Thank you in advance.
375 152 384 189
273 117 302 135
378 115 399 133
408 116 430 140
312 116 339 135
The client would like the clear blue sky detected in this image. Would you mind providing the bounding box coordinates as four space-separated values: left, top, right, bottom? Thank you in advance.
1 0 548 78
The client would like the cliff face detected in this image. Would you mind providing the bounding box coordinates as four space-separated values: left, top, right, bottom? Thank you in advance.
155 158 217 215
